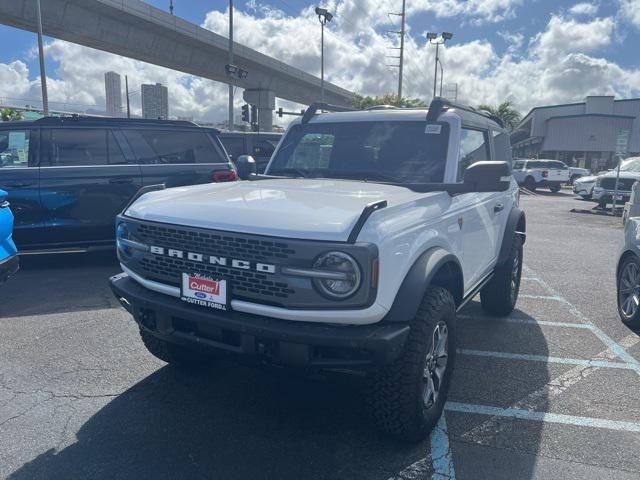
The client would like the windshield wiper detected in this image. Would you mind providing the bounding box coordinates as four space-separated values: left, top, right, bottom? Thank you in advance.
320 170 399 183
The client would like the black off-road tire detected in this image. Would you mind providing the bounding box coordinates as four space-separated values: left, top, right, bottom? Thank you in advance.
365 286 457 442
523 176 536 192
549 183 561 193
139 328 210 368
480 234 523 316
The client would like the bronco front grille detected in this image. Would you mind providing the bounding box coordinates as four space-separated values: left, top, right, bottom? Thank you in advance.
131 223 297 303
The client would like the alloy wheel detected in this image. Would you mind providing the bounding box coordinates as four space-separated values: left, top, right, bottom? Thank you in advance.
423 322 449 409
619 260 640 318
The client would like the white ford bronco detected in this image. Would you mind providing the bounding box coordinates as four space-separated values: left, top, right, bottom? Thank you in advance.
110 98 526 441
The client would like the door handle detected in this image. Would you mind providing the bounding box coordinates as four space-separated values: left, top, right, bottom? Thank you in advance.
494 203 504 213
109 177 134 184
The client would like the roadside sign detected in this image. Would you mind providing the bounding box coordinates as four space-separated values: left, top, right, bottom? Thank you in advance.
616 130 630 155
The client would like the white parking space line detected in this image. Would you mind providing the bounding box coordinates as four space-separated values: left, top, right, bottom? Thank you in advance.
519 294 565 301
458 348 640 371
505 318 594 329
447 402 640 433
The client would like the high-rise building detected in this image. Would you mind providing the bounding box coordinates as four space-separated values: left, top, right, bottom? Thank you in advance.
104 71 122 117
141 83 169 120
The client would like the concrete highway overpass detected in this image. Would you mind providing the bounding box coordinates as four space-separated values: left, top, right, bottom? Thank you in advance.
0 0 355 129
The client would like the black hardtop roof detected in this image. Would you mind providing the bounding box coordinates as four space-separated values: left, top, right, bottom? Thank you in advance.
1 116 218 132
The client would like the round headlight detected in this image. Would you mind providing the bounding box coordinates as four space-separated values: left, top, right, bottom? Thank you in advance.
312 251 362 299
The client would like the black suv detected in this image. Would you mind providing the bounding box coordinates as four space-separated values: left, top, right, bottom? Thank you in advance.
0 117 236 251
218 132 282 173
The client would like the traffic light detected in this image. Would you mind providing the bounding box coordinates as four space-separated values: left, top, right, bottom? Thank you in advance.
241 104 250 123
251 105 258 132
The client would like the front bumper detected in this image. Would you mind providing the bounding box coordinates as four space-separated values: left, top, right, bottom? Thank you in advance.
110 273 410 369
573 183 595 196
0 254 19 284
592 187 630 203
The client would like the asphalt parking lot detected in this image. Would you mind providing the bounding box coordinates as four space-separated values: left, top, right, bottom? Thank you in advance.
1 191 639 480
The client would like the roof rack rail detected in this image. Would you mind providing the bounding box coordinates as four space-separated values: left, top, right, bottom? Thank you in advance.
32 116 198 127
425 96 504 128
301 102 355 123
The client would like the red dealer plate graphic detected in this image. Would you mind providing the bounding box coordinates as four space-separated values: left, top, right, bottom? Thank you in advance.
181 273 228 310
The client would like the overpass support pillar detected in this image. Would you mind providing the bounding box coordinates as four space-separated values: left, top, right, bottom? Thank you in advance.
243 89 275 132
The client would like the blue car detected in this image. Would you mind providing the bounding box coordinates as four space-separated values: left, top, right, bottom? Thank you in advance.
0 189 19 283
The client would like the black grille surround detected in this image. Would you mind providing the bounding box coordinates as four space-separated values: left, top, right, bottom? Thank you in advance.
118 215 378 310
600 177 637 191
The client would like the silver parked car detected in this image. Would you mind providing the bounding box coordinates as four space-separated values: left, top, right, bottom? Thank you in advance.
617 213 640 328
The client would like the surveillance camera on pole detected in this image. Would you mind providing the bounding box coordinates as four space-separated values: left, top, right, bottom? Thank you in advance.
427 32 453 99
315 6 334 103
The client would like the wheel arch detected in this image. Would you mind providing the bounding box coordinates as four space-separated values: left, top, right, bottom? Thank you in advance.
383 247 464 323
497 207 526 266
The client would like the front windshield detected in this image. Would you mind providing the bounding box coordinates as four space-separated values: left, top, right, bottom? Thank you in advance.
619 157 640 172
267 121 449 183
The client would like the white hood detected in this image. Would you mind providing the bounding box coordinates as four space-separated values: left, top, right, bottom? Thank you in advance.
125 179 426 241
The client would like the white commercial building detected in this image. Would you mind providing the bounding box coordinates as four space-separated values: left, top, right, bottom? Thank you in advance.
141 83 169 120
104 71 122 117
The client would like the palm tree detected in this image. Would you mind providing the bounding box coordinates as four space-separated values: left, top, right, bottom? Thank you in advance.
477 101 521 131
1 108 24 122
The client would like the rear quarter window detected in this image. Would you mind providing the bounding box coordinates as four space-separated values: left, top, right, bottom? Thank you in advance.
132 129 224 164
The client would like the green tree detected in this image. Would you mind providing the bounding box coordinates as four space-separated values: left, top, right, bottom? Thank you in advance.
477 101 521 131
351 94 426 110
1 108 24 122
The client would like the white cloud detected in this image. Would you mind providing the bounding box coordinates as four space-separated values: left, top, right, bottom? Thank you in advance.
1 3 639 123
619 0 640 28
411 0 523 24
532 15 614 59
569 2 599 16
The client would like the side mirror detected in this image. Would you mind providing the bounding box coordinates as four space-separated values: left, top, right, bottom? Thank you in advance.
236 155 257 180
463 161 512 192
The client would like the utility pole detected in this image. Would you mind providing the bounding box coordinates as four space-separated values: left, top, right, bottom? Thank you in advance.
125 75 131 118
36 0 49 116
228 0 234 130
386 0 406 98
397 0 406 98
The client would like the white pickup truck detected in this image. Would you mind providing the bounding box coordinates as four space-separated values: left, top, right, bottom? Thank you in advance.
512 159 571 192
110 98 526 441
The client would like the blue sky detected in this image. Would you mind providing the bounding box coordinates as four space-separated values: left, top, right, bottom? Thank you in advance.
0 0 639 121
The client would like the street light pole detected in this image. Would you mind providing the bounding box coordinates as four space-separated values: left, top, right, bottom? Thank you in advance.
36 0 49 116
125 75 131 118
228 0 234 130
315 7 333 103
427 32 453 100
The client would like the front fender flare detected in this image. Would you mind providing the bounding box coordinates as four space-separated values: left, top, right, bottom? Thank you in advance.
383 247 462 323
497 207 526 266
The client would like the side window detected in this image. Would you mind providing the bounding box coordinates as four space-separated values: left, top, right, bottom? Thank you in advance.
492 130 512 162
122 130 156 164
0 129 31 168
458 128 489 181
135 130 219 164
513 160 525 170
48 129 110 166
252 139 276 158
220 137 245 160
289 133 334 169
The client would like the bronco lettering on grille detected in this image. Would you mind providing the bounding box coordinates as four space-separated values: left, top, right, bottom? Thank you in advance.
149 245 276 274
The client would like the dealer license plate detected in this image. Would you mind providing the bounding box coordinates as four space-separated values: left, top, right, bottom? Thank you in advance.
181 273 229 311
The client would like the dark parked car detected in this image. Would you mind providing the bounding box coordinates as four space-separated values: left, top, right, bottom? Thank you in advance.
218 132 282 172
0 117 236 251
